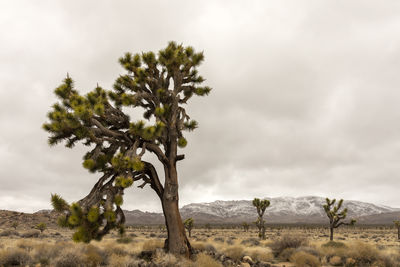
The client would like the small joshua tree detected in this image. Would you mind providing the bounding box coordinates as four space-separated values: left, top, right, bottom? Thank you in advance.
252 198 270 240
205 223 211 231
242 222 249 232
323 198 356 241
394 220 400 240
183 218 194 238
11 222 18 230
36 222 47 233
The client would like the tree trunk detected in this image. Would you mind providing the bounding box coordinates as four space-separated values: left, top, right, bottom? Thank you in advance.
161 197 192 257
261 225 266 240
160 164 192 257
330 227 334 241
398 227 400 240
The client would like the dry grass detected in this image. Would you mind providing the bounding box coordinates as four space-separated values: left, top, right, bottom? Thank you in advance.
290 251 321 267
244 246 274 262
223 245 245 261
195 253 223 267
0 225 399 266
141 238 164 251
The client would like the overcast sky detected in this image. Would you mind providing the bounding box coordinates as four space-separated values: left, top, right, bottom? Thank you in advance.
1 1 400 213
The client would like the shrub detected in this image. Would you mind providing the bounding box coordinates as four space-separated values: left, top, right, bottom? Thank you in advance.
224 245 244 262
108 254 140 267
214 237 225 243
32 243 60 266
246 247 274 262
116 236 133 244
36 222 47 233
142 239 164 251
0 229 19 237
240 238 260 246
329 255 342 266
20 229 41 238
290 251 321 267
152 249 179 267
346 242 380 266
279 247 296 261
52 248 85 267
271 235 307 256
16 239 36 251
103 244 128 257
295 246 320 258
195 253 223 267
82 244 108 266
322 241 347 248
0 248 32 266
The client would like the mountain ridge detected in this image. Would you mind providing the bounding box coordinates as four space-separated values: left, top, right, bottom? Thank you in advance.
124 196 400 225
1 196 399 227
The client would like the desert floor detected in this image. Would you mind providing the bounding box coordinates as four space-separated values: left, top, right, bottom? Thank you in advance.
0 225 399 266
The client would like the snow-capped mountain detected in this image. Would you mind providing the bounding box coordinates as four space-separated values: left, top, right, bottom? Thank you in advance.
178 196 399 224
181 196 396 218
123 196 400 225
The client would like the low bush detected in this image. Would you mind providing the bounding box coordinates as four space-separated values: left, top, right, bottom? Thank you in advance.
240 237 260 246
214 237 225 243
116 236 134 244
52 248 85 267
142 239 164 251
279 247 296 261
32 243 60 266
0 248 32 266
271 235 307 257
20 229 41 238
322 241 347 248
82 244 108 266
0 229 19 237
224 245 244 262
290 251 321 267
194 253 223 267
245 247 274 262
16 239 36 251
346 242 381 266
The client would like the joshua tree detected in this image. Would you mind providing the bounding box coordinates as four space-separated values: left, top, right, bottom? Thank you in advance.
252 198 270 240
205 223 211 231
44 42 211 257
36 222 47 233
394 221 400 240
11 222 18 230
323 198 356 241
242 222 249 232
183 218 194 238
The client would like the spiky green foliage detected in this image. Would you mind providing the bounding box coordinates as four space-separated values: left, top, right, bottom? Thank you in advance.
323 198 356 241
36 222 47 233
43 42 211 249
183 218 194 237
51 194 69 212
252 198 270 240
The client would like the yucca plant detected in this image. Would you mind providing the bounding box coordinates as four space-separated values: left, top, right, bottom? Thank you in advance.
183 218 194 237
252 198 270 240
323 198 356 241
44 42 211 257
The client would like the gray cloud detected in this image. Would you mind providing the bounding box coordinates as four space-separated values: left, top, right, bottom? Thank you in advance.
1 0 400 213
